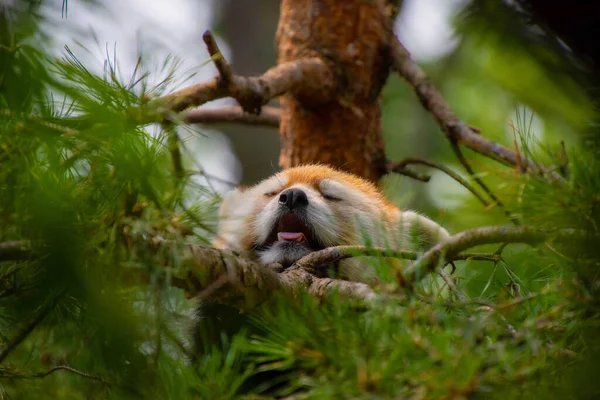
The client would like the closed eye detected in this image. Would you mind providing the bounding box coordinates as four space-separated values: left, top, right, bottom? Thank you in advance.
264 191 279 197
323 194 342 202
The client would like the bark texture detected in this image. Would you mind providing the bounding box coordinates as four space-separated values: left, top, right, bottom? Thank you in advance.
276 0 392 182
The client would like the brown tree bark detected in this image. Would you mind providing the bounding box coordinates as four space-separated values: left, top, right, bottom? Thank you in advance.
276 0 393 182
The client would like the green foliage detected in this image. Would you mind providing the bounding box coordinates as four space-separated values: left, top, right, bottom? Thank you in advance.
1 1 600 399
0 3 218 398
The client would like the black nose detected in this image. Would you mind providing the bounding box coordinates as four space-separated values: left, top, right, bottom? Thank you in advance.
278 188 308 210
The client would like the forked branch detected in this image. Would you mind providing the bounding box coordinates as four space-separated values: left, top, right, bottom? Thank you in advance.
157 31 334 118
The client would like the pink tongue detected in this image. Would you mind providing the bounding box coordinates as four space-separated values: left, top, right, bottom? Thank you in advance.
278 232 304 241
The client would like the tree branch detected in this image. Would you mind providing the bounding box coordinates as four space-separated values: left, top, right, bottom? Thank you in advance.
402 226 576 283
170 244 377 307
449 141 520 225
158 31 334 117
388 157 490 207
291 245 419 271
184 105 281 127
6 365 108 384
439 268 468 302
385 24 563 182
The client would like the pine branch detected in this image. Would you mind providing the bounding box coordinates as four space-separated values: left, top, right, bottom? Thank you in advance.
402 226 576 283
383 12 564 182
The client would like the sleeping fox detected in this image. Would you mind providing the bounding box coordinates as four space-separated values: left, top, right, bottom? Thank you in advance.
213 164 450 282
192 165 451 391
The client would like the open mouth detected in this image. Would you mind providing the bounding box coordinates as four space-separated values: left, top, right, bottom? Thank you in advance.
263 213 325 250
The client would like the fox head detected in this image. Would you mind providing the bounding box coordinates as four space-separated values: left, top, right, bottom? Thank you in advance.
214 165 449 275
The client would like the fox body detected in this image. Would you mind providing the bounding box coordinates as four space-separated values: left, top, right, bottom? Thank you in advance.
214 164 450 282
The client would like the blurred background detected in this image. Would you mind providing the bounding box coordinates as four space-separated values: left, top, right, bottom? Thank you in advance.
37 0 594 237
49 0 596 236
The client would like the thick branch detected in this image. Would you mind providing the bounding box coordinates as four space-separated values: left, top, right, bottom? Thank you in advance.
176 244 376 307
280 265 377 301
276 0 391 181
402 226 576 283
291 245 419 272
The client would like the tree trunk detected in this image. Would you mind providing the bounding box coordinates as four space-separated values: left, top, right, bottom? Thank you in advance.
276 0 392 182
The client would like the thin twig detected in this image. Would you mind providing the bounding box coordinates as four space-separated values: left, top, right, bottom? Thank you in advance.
450 141 521 225
558 140 569 176
509 119 527 174
388 157 489 207
439 269 468 302
0 265 22 283
0 298 59 364
419 287 546 312
0 109 78 136
6 365 108 384
475 305 518 338
292 246 508 268
391 166 431 182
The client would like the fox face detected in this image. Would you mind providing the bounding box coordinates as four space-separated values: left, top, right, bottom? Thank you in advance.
214 165 449 280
